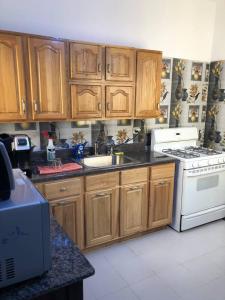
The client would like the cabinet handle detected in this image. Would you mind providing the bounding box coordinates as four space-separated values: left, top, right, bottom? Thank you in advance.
107 64 111 73
60 187 67 192
129 186 139 190
22 99 26 113
98 102 102 111
96 192 107 197
106 103 110 111
157 103 160 110
34 101 38 113
98 63 102 72
159 181 166 185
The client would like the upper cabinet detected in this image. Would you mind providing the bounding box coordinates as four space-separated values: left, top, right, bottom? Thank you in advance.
71 84 104 119
135 51 162 118
105 47 135 81
0 34 27 121
70 43 103 80
28 38 67 120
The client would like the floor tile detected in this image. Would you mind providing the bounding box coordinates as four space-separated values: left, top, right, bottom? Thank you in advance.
97 287 139 300
130 276 181 300
110 255 155 285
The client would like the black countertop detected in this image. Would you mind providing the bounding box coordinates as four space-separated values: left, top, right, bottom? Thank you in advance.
31 151 176 184
0 219 95 300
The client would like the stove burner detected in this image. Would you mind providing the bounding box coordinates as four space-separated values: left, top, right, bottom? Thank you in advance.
162 149 200 159
185 146 222 155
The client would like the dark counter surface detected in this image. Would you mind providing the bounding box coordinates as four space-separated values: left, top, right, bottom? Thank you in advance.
31 150 176 184
0 219 95 300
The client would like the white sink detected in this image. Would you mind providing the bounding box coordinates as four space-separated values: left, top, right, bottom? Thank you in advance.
83 155 113 167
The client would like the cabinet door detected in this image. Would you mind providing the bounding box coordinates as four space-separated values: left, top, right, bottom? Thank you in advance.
106 47 135 81
0 34 27 121
85 188 119 247
135 51 162 118
120 183 148 236
105 86 134 118
28 38 67 120
149 178 174 229
71 84 104 119
50 196 84 249
70 43 102 80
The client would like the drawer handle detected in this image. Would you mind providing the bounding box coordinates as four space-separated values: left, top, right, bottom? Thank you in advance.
130 186 139 190
106 103 110 111
60 187 67 192
159 181 166 185
22 98 26 113
96 193 107 197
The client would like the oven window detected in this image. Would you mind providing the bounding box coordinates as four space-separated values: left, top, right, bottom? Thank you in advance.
197 175 219 191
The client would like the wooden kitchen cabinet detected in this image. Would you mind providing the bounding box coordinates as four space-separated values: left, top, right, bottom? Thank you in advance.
106 47 135 81
0 33 27 121
120 167 148 236
105 86 134 118
149 163 175 228
70 84 104 119
85 188 119 247
135 51 162 118
70 43 103 80
50 195 84 249
28 37 67 120
120 182 148 236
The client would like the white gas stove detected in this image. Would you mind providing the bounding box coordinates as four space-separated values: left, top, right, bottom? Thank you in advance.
151 127 225 232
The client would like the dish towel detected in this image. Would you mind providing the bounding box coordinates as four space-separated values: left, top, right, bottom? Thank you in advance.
38 163 82 175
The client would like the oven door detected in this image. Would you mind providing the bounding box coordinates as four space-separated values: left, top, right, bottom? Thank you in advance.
181 168 225 215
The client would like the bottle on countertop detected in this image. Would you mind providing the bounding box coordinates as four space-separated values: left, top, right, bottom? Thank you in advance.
47 136 56 162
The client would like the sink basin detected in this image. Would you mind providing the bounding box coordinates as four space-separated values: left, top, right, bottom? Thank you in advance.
83 155 134 168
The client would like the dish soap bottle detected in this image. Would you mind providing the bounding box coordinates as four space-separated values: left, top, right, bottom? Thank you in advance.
47 137 56 161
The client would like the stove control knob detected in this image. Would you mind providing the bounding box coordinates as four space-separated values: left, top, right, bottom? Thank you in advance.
192 162 199 168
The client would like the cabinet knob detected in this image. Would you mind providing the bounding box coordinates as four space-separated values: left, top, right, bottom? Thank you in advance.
129 186 139 190
60 187 67 192
98 102 102 111
34 101 38 113
21 99 26 113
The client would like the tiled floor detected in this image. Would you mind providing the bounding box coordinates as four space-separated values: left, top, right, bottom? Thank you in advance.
84 220 225 300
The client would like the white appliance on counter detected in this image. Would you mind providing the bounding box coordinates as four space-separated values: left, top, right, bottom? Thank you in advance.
151 127 225 231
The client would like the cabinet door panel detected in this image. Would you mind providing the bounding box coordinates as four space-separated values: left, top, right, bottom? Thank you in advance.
120 183 148 236
135 51 162 117
106 86 134 118
149 178 174 228
70 43 102 80
85 188 119 247
50 196 84 249
0 34 26 121
71 84 103 119
28 38 67 120
106 47 135 81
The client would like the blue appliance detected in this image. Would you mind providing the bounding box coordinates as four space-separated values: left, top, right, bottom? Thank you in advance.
0 142 51 288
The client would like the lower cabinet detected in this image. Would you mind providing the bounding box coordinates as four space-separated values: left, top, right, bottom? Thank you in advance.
50 195 84 249
85 188 119 247
120 182 148 236
149 177 174 228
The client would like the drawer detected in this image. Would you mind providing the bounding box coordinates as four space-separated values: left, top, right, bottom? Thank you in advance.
150 163 175 180
43 177 83 200
85 172 119 192
121 167 148 185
